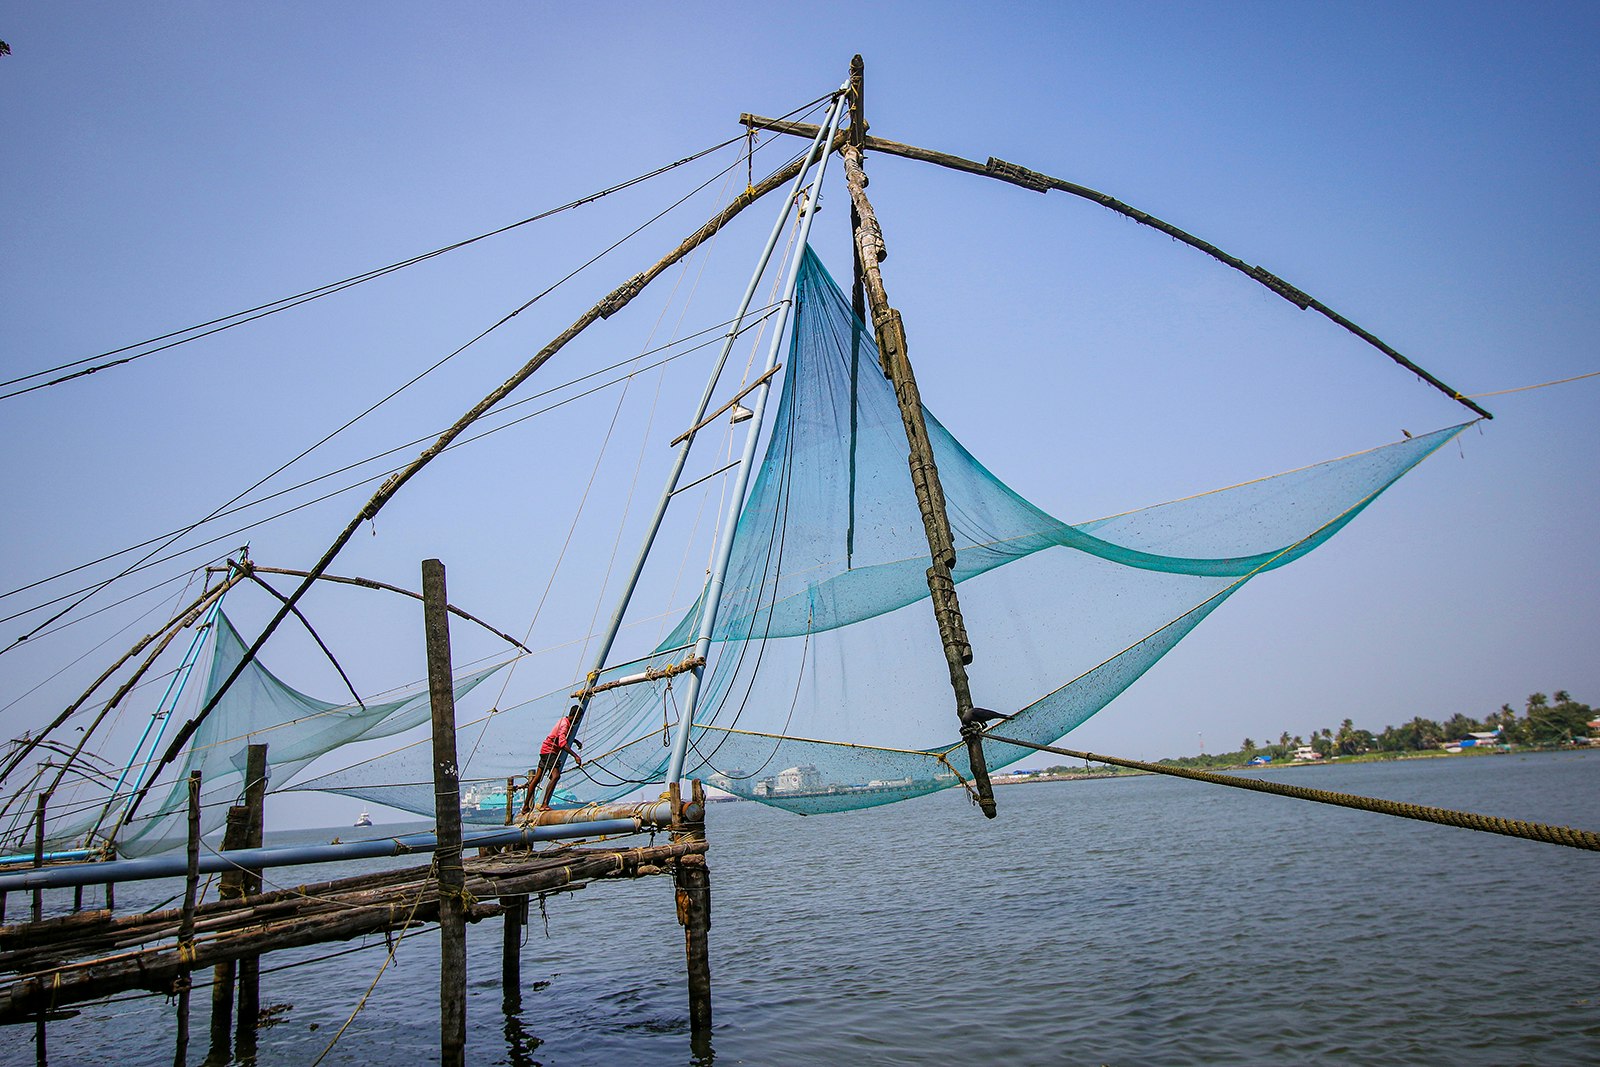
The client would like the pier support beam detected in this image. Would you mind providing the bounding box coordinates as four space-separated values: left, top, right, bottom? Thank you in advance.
206 803 250 1063
424 559 468 1067
500 894 526 1011
234 743 267 1063
673 781 712 1051
174 772 201 1067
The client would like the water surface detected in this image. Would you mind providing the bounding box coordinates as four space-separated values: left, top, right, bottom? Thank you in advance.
10 751 1598 1065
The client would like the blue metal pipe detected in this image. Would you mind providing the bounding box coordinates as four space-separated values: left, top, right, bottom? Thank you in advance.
0 847 97 867
0 818 640 893
665 86 851 786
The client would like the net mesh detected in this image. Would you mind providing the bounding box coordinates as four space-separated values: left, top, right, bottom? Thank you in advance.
48 612 504 856
298 247 1466 818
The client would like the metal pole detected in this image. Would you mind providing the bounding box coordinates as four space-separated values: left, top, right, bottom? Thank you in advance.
93 601 219 845
424 559 468 1067
664 84 851 788
0 817 653 893
554 86 849 770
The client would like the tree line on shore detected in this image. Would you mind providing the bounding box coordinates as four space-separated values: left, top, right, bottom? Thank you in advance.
1152 690 1595 771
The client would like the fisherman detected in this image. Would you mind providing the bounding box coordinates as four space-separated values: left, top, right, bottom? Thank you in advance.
524 706 582 812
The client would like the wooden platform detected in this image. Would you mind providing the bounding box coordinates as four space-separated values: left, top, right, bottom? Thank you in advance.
0 837 706 1023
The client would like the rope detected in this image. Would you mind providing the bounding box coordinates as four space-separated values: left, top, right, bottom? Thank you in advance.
984 733 1600 852
1468 368 1600 398
307 872 431 1067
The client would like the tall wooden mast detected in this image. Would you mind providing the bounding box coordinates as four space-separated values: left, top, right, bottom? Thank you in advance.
840 56 999 818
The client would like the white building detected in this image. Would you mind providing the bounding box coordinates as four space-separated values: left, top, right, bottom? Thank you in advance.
774 764 823 793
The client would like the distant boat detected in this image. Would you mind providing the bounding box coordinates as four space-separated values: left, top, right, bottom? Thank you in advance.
353 811 373 827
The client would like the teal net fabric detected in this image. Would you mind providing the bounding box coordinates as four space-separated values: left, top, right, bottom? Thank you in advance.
300 247 1468 818
87 611 503 855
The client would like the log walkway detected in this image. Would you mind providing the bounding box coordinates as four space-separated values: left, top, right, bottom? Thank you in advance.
0 836 705 1024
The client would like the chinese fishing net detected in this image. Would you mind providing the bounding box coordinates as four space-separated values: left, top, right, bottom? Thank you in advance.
40 612 503 856
298 247 1468 818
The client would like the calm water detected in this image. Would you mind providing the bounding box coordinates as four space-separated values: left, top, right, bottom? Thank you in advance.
10 752 1599 1065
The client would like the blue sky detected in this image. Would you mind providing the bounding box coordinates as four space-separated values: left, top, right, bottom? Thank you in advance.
2 3 1596 822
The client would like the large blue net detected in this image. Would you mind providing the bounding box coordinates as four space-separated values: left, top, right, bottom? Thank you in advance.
298 247 1466 818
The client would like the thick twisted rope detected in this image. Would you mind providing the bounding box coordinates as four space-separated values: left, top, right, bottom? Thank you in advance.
985 734 1600 852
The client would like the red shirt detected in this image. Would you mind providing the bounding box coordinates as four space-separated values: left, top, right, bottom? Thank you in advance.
540 717 573 756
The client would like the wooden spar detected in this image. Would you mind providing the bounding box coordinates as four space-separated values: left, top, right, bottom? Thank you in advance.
174 772 201 1067
245 565 534 654
24 575 228 847
126 152 815 832
839 133 998 819
847 55 867 570
423 559 467 1067
0 568 243 803
242 570 365 707
741 112 1493 422
234 743 266 1061
569 655 705 700
668 365 783 446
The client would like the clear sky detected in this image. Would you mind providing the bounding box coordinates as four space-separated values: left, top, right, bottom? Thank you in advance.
2 2 1596 823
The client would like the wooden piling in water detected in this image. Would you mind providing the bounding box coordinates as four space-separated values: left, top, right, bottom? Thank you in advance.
424 558 468 1067
206 803 250 1061
500 893 525 1010
674 780 712 1044
33 792 48 1067
174 771 201 1067
234 743 267 1062
31 794 46 925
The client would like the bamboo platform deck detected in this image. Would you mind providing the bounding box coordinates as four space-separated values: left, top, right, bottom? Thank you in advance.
0 835 706 1024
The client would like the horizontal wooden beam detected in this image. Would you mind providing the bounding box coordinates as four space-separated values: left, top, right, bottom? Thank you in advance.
741 113 1491 421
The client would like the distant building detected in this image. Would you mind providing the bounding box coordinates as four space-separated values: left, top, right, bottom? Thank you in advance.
774 764 823 793
1457 730 1501 748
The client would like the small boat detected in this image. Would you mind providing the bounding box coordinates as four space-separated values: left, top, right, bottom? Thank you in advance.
353 811 372 827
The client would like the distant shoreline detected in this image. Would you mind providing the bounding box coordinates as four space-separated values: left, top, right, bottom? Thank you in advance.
995 743 1590 787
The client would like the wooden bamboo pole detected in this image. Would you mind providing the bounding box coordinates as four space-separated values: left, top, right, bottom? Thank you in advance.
424 559 467 1067
674 780 712 1046
174 771 201 1067
206 804 249 1062
127 154 814 832
247 566 534 654
740 112 1493 422
30 793 45 924
0 840 706 1021
0 571 241 794
31 791 46 1067
838 136 997 818
234 743 266 1063
500 894 525 1012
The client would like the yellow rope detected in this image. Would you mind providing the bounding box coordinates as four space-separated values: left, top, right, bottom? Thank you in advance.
308 873 431 1067
986 733 1600 852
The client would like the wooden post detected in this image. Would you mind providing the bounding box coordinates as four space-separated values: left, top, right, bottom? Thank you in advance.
32 794 46 1067
424 558 468 1067
500 894 526 1012
234 744 267 1062
838 134 997 818
674 779 712 1050
32 792 47 923
206 804 250 1063
504 775 515 826
174 771 202 1067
